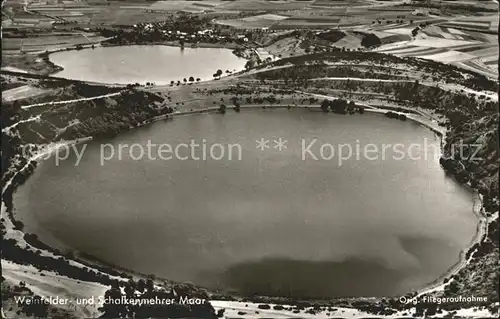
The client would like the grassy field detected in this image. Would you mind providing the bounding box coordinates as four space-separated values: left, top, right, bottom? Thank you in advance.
2 33 107 54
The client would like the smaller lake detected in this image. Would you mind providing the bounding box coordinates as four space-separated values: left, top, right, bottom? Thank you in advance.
49 45 247 85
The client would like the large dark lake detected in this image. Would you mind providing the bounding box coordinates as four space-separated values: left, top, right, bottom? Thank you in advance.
15 110 478 298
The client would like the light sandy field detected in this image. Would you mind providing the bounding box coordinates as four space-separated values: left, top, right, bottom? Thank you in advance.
215 14 289 29
440 14 498 33
447 27 466 35
2 85 53 102
150 0 222 11
378 27 413 35
331 32 364 49
480 54 499 63
1 66 31 73
218 0 307 12
273 20 341 29
244 13 289 22
457 59 499 79
2 260 108 318
412 37 482 48
416 50 476 63
377 45 443 55
263 36 305 57
468 46 499 58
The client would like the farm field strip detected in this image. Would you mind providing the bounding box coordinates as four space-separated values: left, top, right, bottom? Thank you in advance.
414 50 477 63
467 46 500 58
411 37 482 48
371 24 412 32
446 21 492 28
372 27 498 77
446 27 467 35
439 31 457 39
455 44 491 53
481 55 499 63
377 45 448 55
484 60 498 66
461 59 498 73
454 61 498 79
392 48 450 57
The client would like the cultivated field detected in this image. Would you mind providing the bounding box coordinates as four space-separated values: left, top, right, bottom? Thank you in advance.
373 13 498 79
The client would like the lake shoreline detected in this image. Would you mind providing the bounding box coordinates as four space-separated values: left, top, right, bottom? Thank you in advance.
3 105 484 305
46 44 249 86
2 41 248 82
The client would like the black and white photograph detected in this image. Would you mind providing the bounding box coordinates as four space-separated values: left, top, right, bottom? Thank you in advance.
1 0 499 318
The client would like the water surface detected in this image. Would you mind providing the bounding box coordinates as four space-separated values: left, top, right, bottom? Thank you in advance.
15 110 477 298
50 45 246 84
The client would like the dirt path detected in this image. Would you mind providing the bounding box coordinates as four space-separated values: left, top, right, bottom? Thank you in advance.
21 91 124 109
2 115 41 133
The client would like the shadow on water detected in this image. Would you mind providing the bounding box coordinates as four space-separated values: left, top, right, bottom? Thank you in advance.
396 235 463 292
197 236 462 299
204 257 408 298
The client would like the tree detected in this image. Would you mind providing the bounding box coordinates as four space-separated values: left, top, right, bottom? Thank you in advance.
196 78 201 82
320 99 330 113
245 60 254 69
218 104 226 114
361 33 381 48
215 69 223 79
22 296 48 318
183 78 187 83
329 98 348 114
233 99 241 112
170 80 175 86
189 76 194 83
347 101 356 114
